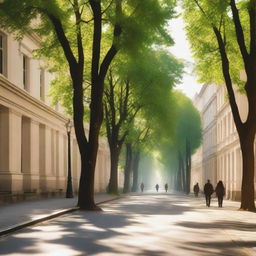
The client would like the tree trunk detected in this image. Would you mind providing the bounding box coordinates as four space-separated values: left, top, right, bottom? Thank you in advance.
177 153 182 191
179 152 185 192
175 171 179 190
123 143 132 193
186 139 191 194
78 152 99 210
131 150 140 192
108 143 120 194
77 83 103 210
239 131 256 211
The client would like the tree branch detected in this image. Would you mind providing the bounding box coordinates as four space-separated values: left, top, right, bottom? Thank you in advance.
89 0 102 80
248 1 256 59
230 0 249 64
213 26 242 128
73 0 84 68
45 14 78 73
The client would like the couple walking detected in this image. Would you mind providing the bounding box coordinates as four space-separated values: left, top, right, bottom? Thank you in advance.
204 180 225 207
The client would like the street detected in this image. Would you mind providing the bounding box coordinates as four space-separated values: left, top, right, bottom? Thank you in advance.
0 193 255 256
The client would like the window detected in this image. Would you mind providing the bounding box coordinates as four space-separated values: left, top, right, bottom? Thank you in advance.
23 54 29 91
40 68 45 101
0 33 7 76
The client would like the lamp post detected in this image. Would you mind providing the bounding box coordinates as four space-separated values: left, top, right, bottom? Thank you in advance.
65 119 73 198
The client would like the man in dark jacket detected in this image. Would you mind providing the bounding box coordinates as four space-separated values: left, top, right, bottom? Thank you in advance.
204 179 214 207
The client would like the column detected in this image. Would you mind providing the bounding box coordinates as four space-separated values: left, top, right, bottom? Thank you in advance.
22 117 40 192
72 138 79 192
45 126 53 191
235 148 242 200
56 132 66 192
94 149 101 193
39 124 46 192
0 107 22 192
55 130 59 191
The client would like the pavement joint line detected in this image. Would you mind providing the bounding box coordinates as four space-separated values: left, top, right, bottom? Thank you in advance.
0 195 123 238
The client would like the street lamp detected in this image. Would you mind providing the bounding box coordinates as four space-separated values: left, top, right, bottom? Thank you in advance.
65 119 73 198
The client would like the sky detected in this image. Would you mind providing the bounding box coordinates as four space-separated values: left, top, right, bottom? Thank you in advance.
168 14 202 99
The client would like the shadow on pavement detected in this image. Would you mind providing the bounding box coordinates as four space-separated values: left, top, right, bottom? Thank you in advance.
0 193 254 256
176 219 256 231
178 241 256 256
0 195 179 255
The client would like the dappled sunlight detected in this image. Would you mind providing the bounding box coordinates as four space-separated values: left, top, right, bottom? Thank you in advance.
80 224 105 232
13 225 74 240
28 211 64 221
7 243 82 256
0 194 255 256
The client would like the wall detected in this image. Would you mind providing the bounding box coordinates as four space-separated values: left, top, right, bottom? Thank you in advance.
0 29 111 201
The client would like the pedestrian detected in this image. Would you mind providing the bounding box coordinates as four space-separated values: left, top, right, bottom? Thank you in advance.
140 182 144 192
193 182 199 197
215 180 225 207
203 179 214 207
155 184 159 192
164 183 168 192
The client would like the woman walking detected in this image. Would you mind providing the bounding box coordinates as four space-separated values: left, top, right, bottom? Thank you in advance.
215 180 225 207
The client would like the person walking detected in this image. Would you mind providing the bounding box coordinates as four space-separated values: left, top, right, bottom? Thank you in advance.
155 184 159 192
164 183 168 192
140 182 145 192
203 180 214 207
215 180 225 207
193 182 199 197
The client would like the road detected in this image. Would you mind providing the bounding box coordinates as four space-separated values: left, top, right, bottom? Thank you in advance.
0 192 255 256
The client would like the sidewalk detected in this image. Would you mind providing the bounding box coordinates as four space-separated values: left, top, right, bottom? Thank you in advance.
0 193 120 236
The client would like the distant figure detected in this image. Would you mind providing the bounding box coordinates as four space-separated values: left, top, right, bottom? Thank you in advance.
215 180 225 207
204 179 214 207
155 184 159 192
164 183 168 192
193 183 200 197
140 182 145 192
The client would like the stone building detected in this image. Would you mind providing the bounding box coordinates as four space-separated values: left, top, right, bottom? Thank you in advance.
191 84 217 189
191 82 255 200
0 29 110 201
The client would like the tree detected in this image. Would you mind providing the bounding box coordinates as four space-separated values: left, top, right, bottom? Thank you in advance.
123 123 151 193
183 0 256 210
159 91 202 193
104 67 140 194
123 142 133 193
104 49 183 194
121 50 184 193
0 0 177 209
175 92 201 194
131 127 150 192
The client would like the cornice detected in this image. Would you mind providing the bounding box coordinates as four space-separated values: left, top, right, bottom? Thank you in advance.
0 76 68 123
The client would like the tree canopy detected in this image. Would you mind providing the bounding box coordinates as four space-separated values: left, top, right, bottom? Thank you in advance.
159 90 202 173
182 0 247 88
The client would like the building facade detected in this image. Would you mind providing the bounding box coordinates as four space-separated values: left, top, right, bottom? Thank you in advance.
191 84 217 189
191 83 256 200
0 29 110 201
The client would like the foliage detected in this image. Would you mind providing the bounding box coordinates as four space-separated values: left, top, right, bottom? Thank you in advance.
124 50 184 145
182 0 248 89
0 0 178 112
159 90 202 173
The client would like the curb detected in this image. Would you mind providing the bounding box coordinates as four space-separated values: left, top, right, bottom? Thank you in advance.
0 195 122 238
